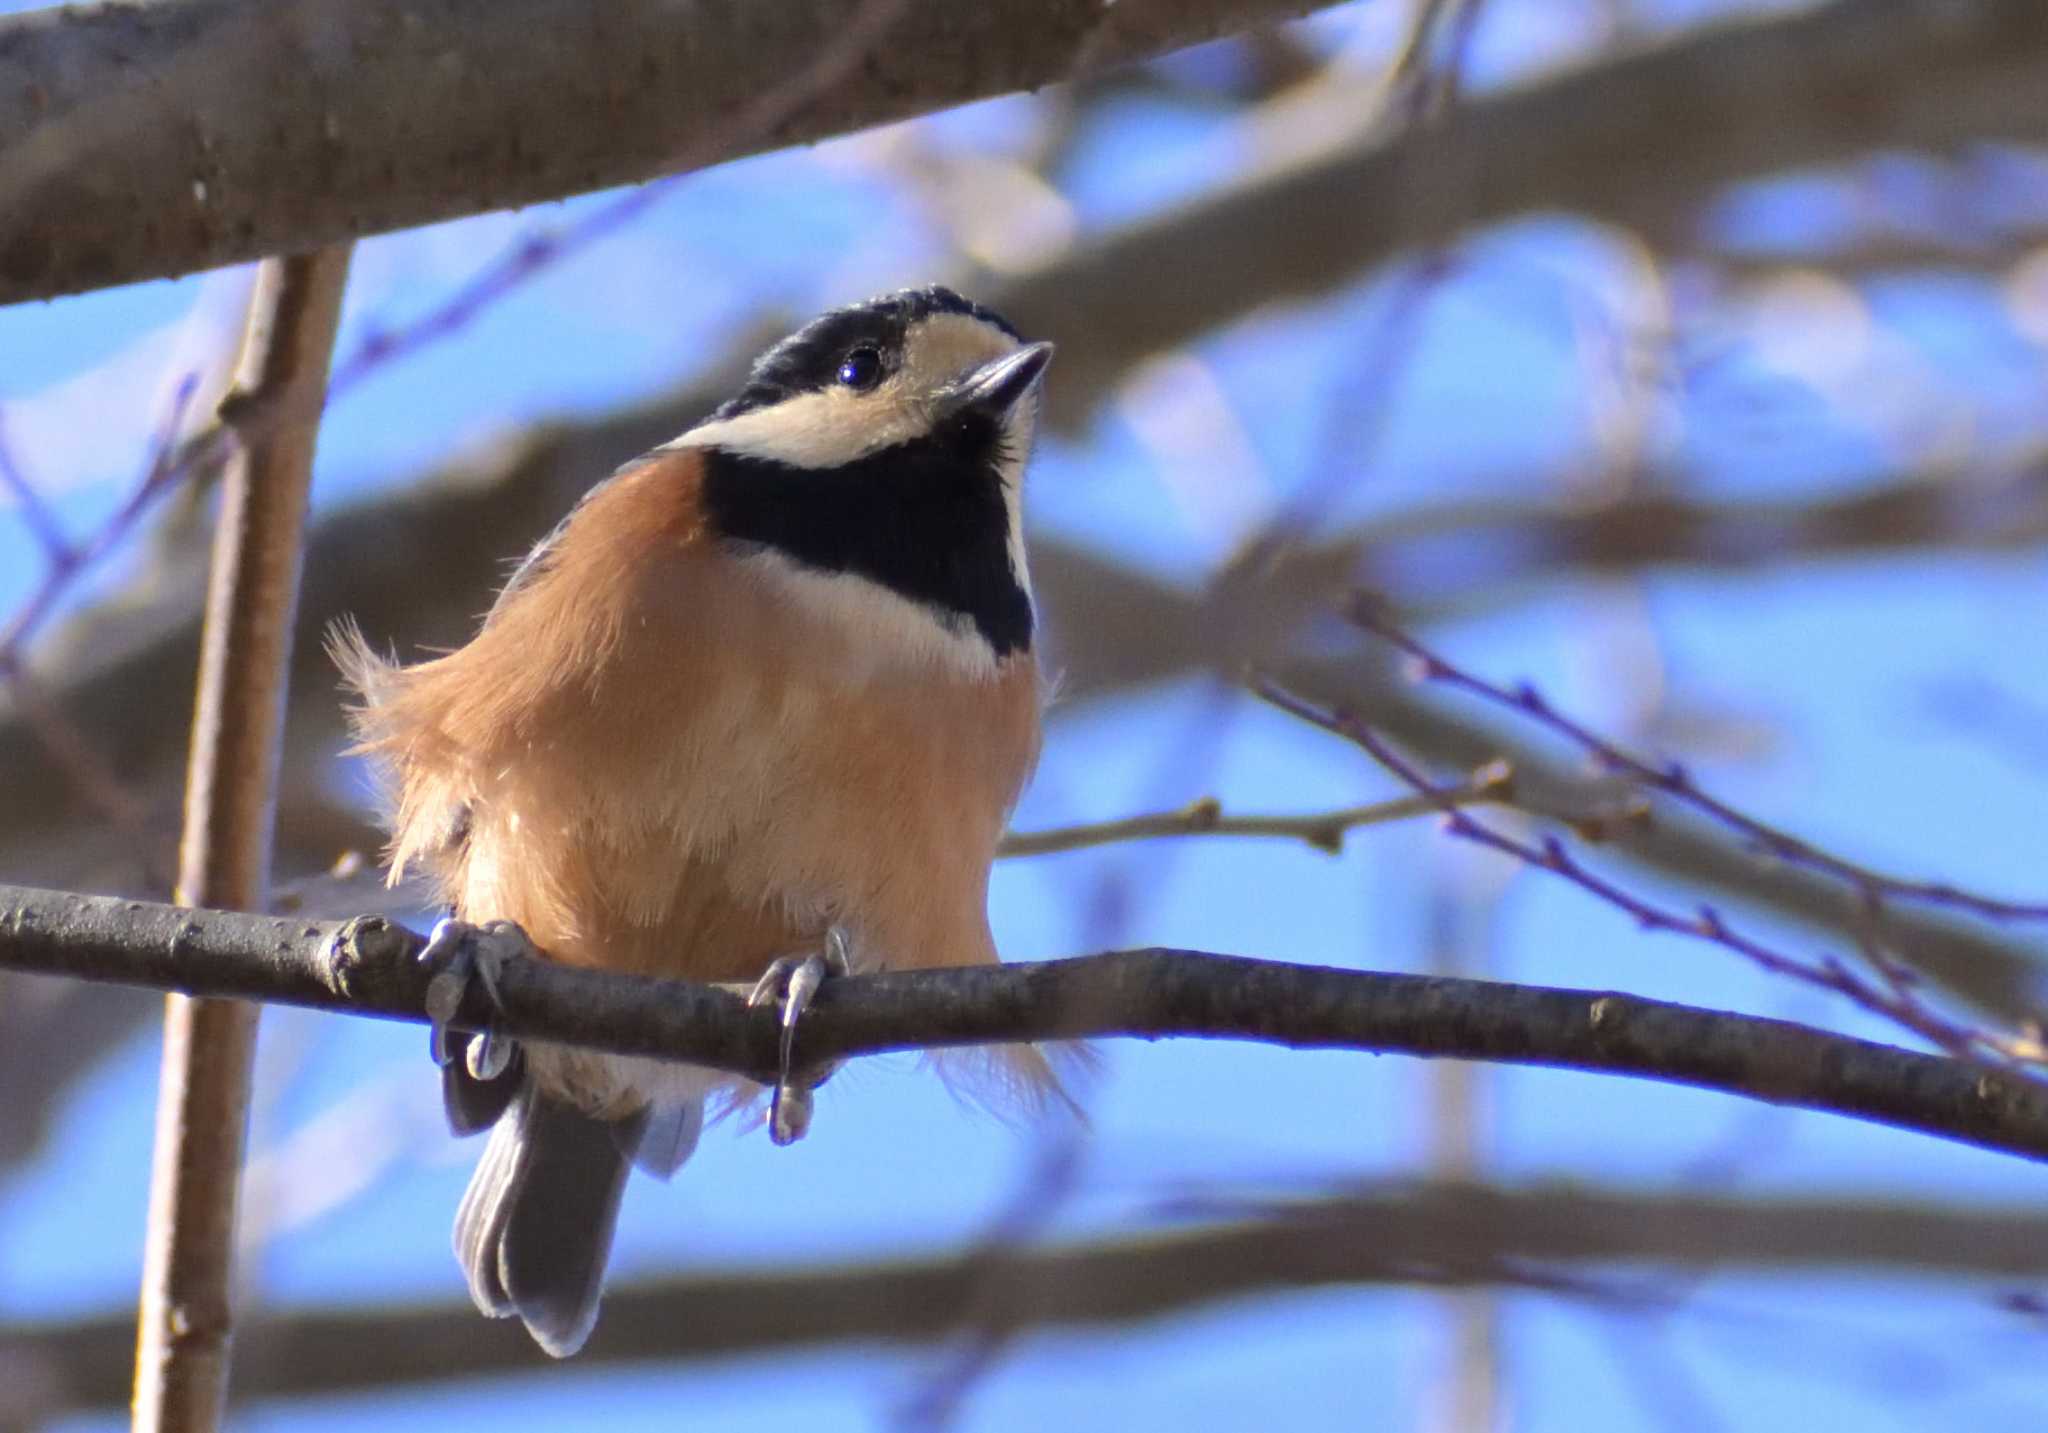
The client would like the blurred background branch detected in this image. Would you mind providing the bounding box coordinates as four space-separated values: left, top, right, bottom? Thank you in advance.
9 1182 2048 1418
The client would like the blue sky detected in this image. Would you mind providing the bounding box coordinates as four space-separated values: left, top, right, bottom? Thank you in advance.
5 0 2048 1426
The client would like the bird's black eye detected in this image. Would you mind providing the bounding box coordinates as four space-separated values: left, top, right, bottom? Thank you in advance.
836 347 883 390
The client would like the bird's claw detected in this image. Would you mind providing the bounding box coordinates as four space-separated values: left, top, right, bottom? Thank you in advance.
747 926 853 1146
420 916 529 1078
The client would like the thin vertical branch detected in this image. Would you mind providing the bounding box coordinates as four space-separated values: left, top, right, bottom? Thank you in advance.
132 246 352 1433
1423 857 1508 1433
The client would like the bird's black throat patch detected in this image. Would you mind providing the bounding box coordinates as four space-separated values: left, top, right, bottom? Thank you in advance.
700 415 1034 658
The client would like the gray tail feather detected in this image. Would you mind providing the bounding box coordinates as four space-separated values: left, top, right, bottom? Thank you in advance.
623 1098 704 1180
454 1082 648 1357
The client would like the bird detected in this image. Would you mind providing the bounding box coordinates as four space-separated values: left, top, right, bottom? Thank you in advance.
332 285 1059 1357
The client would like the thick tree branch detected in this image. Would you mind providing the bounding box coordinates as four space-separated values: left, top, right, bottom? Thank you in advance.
5 0 2046 306
9 1184 2048 1414
0 0 1333 303
4 883 2048 1163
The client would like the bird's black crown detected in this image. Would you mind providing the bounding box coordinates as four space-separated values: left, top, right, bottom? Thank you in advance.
714 285 1022 420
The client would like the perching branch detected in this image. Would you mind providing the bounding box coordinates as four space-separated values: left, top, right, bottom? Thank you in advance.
6 882 2048 1164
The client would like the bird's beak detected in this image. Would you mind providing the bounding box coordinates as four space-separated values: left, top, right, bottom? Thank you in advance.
938 341 1054 421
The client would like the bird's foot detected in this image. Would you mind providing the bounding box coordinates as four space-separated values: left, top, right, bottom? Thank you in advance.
421 915 533 1081
747 926 853 1146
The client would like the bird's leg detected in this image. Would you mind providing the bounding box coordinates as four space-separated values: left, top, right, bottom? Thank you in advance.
421 915 533 1081
746 925 853 1146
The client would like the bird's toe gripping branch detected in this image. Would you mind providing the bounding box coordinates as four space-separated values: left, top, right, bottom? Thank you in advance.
747 925 853 1146
421 915 536 1081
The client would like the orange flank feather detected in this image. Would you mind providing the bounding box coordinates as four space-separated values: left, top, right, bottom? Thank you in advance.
332 447 1052 1116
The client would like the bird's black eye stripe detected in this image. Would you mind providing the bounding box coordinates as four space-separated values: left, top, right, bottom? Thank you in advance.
836 347 884 390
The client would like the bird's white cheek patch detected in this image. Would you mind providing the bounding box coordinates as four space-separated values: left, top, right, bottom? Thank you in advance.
743 551 1001 682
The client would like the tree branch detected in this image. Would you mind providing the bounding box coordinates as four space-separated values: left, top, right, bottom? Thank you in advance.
4 882 2048 1163
0 0 1335 303
9 1184 2048 1415
7 0 2047 305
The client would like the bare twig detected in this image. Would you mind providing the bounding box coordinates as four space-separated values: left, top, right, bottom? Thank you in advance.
1262 647 2048 1029
996 766 1512 858
5 883 2048 1162
0 371 213 864
1251 678 2045 1078
1349 598 2048 922
0 374 202 664
132 247 352 1433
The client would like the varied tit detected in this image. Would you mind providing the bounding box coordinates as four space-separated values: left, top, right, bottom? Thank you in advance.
333 286 1059 1357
